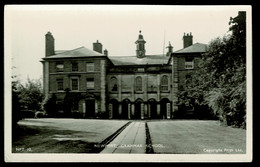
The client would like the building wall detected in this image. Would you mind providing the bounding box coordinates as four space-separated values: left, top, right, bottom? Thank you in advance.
107 73 172 102
45 57 108 118
176 54 202 91
107 71 173 119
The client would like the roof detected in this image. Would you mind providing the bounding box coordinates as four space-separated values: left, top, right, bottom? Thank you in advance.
174 42 207 54
44 46 104 59
109 55 170 66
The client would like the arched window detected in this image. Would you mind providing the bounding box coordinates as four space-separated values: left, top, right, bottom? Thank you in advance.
110 77 118 92
135 76 142 91
161 75 169 91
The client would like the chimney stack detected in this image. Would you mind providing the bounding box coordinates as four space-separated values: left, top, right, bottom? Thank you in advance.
45 31 55 57
183 32 193 48
93 40 103 54
104 49 108 56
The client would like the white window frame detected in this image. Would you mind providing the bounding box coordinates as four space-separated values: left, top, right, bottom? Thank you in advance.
161 75 169 92
71 77 79 91
185 61 194 69
56 79 64 91
86 78 95 90
135 76 143 92
185 57 194 69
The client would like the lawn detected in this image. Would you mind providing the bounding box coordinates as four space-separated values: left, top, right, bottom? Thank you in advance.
12 118 129 153
147 120 246 154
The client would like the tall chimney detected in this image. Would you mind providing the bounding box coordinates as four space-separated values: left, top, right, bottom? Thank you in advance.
104 49 108 56
183 32 193 48
45 31 55 57
93 40 103 54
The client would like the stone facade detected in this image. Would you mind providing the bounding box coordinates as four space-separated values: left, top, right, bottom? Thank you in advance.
41 31 207 119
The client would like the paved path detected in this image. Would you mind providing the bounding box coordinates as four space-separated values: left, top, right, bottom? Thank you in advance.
100 122 146 154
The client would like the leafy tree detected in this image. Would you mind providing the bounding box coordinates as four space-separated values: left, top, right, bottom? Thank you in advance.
12 77 21 125
17 78 44 111
177 11 246 128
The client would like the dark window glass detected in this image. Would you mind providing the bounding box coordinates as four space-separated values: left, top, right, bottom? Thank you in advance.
135 76 142 91
72 63 78 72
71 79 78 90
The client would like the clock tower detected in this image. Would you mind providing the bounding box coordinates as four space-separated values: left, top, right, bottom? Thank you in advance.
135 30 146 58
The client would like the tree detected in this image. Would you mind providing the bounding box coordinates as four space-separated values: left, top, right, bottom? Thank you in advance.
17 78 44 111
12 78 21 125
177 11 246 128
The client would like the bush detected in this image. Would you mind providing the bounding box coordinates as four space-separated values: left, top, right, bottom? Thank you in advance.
20 110 35 118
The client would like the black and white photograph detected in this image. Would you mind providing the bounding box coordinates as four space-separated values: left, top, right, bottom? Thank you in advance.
4 5 252 162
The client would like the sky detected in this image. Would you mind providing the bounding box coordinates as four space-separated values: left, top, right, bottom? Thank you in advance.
5 5 248 83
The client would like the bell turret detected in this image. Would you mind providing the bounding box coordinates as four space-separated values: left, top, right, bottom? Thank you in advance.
135 30 146 58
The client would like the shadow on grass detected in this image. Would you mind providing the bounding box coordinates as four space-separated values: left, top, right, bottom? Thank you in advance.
12 124 98 153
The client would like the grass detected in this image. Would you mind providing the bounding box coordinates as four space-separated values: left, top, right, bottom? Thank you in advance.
147 120 246 154
12 125 96 153
12 118 129 153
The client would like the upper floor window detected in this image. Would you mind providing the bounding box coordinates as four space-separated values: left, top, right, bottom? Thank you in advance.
86 62 94 72
86 78 94 90
135 76 142 92
56 79 63 91
56 62 64 72
110 77 118 92
71 78 79 91
137 68 145 72
72 63 78 72
185 57 194 69
161 75 169 91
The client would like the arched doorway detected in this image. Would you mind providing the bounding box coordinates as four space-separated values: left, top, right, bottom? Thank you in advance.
121 99 130 119
134 99 143 119
148 98 158 119
109 99 119 119
160 98 171 119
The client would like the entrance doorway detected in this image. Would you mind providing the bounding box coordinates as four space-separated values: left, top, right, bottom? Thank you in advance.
148 99 158 119
85 99 95 118
133 99 143 119
160 98 171 119
121 99 130 119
